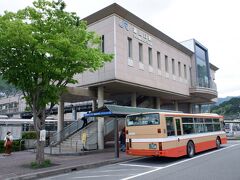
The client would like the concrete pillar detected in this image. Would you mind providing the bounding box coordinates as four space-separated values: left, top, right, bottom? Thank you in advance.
92 100 97 123
155 97 161 109
57 98 64 141
98 86 104 150
174 101 179 111
92 100 97 111
198 104 202 113
189 103 193 113
114 118 119 158
72 106 77 121
131 92 137 107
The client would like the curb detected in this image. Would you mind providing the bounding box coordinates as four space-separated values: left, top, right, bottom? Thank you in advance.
227 138 240 141
44 147 114 156
8 157 138 180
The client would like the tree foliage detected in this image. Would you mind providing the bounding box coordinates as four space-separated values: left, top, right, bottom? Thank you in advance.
211 97 240 117
0 76 20 97
0 0 113 164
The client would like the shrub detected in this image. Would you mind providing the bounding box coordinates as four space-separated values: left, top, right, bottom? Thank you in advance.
22 131 37 139
31 159 51 169
0 140 25 153
0 141 4 153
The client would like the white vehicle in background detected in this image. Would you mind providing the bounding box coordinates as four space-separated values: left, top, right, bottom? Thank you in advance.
224 120 240 137
0 117 72 140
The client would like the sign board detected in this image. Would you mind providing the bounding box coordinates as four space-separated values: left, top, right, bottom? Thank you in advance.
40 129 46 141
119 19 153 46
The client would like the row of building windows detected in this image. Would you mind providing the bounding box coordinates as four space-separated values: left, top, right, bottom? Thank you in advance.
0 102 18 110
128 37 188 79
101 35 189 80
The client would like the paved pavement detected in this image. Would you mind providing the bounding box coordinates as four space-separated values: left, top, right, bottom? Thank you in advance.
0 148 137 180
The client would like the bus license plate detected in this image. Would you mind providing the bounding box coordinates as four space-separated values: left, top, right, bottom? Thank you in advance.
149 143 157 149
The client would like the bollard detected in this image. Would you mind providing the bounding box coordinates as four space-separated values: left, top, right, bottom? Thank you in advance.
76 142 78 153
59 144 61 153
50 145 52 155
19 140 24 151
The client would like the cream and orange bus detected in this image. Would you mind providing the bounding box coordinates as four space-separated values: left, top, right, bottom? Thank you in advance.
125 112 227 158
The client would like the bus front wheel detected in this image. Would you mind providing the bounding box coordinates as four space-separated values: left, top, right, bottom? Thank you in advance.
187 141 195 158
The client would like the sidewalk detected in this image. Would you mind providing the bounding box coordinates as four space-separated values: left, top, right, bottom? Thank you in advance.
0 148 138 180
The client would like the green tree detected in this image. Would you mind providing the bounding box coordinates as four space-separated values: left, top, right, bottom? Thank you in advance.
0 0 113 164
211 97 240 117
0 76 20 97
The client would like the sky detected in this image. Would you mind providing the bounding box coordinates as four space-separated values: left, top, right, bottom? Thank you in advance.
0 0 239 98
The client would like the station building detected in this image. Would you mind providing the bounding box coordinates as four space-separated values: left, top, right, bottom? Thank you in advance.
0 3 219 149
70 3 218 111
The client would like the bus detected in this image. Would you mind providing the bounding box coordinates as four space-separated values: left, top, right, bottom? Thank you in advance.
224 120 240 137
0 118 72 140
125 112 227 158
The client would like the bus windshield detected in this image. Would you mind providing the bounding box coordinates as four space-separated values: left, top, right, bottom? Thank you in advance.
126 113 160 126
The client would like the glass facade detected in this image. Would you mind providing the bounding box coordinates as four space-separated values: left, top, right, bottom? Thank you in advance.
195 44 210 88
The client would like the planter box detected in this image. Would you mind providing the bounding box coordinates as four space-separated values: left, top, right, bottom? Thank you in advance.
24 139 37 149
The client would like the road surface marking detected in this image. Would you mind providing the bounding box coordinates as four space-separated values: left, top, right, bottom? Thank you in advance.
119 164 158 168
121 144 240 180
117 157 147 164
95 169 139 173
73 174 124 178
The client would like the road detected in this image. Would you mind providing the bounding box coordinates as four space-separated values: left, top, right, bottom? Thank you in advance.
42 141 240 180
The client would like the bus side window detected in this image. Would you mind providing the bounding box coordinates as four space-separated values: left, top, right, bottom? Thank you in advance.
166 117 175 136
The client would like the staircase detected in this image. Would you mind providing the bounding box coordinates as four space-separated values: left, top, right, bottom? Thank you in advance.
48 117 125 154
52 121 97 153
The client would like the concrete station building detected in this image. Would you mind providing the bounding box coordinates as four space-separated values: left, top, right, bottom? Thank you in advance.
0 3 219 149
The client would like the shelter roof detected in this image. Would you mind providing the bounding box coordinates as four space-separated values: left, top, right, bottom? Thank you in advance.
84 105 180 117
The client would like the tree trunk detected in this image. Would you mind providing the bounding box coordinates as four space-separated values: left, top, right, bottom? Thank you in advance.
33 103 46 165
36 139 45 164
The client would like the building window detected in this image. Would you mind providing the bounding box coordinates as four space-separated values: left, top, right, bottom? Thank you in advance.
172 58 175 75
184 64 187 79
128 37 132 59
165 55 168 72
157 51 161 69
101 35 104 52
148 47 152 66
178 61 181 77
139 43 143 62
195 44 210 88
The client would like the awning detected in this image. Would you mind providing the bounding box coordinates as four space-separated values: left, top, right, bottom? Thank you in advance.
84 104 180 117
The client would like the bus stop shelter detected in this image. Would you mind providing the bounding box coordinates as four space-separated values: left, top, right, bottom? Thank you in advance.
83 104 176 158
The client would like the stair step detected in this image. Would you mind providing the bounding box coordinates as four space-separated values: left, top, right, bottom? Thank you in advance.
49 147 84 153
51 118 122 150
56 144 83 149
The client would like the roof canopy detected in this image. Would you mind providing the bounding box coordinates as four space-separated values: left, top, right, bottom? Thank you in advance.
84 105 180 117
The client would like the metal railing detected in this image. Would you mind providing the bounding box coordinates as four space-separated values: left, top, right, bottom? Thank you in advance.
49 118 117 154
49 119 83 146
49 122 98 154
191 80 217 90
104 119 114 135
